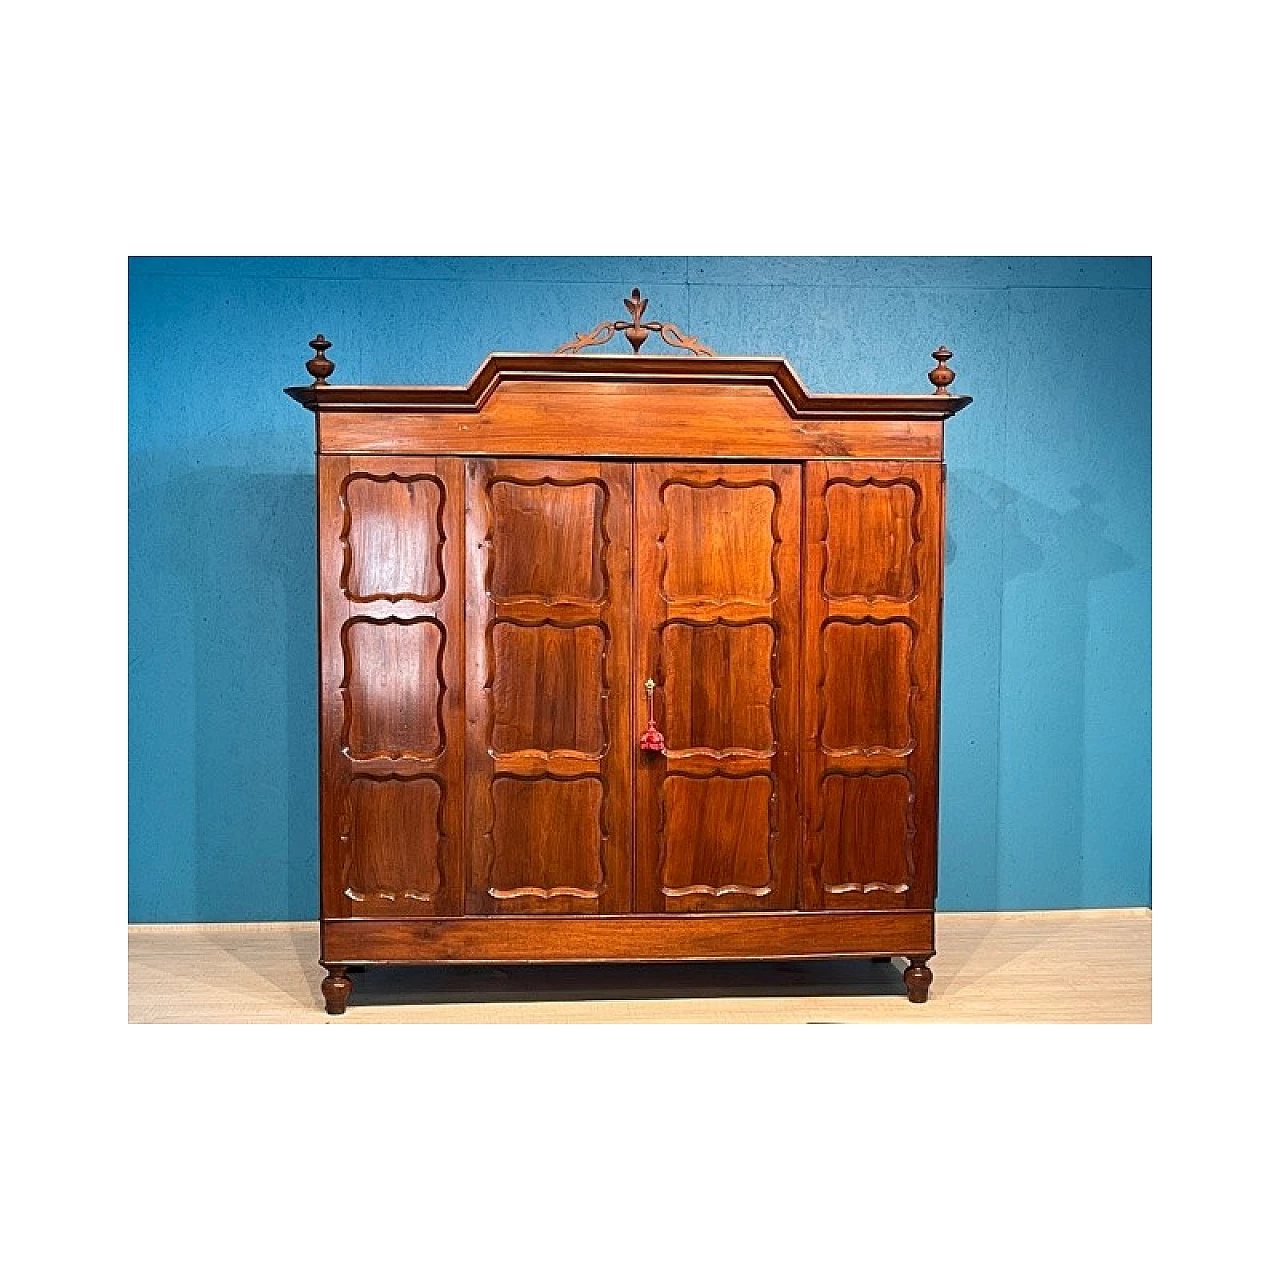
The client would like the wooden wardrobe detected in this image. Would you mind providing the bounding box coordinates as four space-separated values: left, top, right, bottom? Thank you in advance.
286 296 971 1014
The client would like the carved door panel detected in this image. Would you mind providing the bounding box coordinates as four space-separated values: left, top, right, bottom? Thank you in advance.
464 460 634 913
318 456 467 918
634 463 801 912
801 461 944 911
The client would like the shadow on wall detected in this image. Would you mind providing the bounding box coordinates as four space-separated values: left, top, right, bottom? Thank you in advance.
946 469 1136 910
131 460 317 921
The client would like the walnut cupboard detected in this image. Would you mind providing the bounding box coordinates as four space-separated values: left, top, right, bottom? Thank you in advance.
286 302 971 1013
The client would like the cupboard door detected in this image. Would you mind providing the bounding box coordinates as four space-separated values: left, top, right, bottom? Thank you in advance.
802 461 943 911
464 460 634 913
634 463 801 912
318 456 467 918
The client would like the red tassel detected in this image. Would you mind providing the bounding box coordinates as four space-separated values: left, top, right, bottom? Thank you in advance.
639 677 665 752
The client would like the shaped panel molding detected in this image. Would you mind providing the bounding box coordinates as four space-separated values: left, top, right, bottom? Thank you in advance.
342 617 446 760
658 620 777 756
659 773 775 898
487 776 606 899
816 772 915 895
341 472 445 602
822 478 920 601
819 618 916 755
342 776 444 909
659 479 779 605
490 622 608 757
489 478 607 604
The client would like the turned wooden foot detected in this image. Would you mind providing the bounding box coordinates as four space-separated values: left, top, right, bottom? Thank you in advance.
904 956 934 1004
321 964 353 1015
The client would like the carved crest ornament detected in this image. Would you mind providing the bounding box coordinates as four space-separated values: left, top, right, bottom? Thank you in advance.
556 288 717 357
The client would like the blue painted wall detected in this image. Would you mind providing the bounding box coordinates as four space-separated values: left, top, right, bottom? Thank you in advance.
128 256 1151 922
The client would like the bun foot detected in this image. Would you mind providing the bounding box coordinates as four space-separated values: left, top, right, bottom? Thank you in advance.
321 964 353 1015
904 956 934 1004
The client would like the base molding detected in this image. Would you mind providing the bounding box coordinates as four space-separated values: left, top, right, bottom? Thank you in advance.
322 910 935 964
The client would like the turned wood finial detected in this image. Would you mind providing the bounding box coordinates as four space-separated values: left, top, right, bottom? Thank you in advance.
306 334 335 386
557 288 716 357
928 345 956 396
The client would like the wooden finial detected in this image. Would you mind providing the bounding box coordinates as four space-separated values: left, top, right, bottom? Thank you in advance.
928 345 956 396
306 334 335 386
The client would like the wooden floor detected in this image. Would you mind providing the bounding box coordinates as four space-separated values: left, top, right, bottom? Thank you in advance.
128 908 1150 1023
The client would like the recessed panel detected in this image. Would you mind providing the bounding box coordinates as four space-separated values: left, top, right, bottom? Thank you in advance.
343 474 444 601
820 620 914 753
490 480 606 603
344 618 444 759
660 482 777 603
490 623 607 756
660 622 775 754
823 479 919 600
488 777 605 898
660 774 774 896
817 773 914 894
344 777 443 908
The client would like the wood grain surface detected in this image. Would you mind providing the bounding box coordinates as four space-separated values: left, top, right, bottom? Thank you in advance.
464 460 634 915
633 463 801 913
318 456 467 918
801 461 944 912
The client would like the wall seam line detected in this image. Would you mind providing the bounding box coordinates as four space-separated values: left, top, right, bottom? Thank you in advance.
994 286 1013 910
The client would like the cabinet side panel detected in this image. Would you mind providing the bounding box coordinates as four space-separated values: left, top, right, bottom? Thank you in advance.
319 456 351 920
802 461 942 912
319 456 467 919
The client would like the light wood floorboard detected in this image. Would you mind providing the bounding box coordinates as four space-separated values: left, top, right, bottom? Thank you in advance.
128 909 1151 1023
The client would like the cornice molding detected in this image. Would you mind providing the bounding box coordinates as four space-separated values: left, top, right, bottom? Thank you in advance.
286 353 973 421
